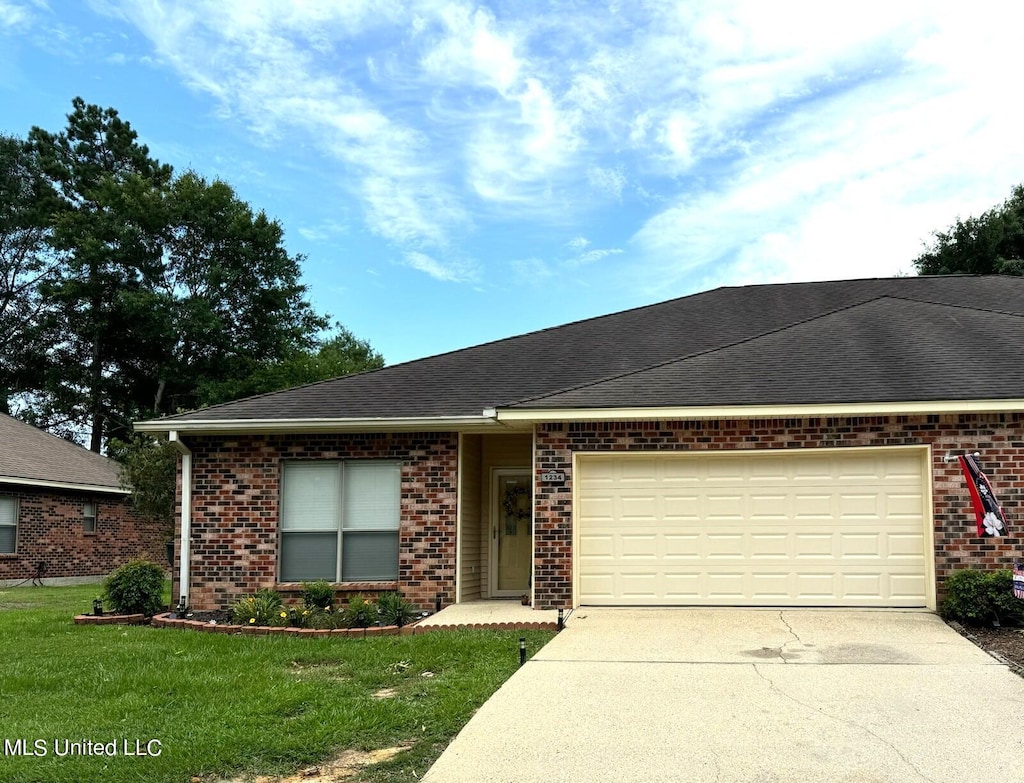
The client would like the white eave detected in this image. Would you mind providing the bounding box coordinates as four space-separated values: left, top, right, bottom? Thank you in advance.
132 398 1024 435
134 414 517 435
0 476 129 495
494 398 1024 423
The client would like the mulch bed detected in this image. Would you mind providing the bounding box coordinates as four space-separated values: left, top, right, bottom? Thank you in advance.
953 623 1024 672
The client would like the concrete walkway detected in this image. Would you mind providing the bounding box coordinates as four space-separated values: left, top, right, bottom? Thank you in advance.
417 600 560 628
422 608 1024 783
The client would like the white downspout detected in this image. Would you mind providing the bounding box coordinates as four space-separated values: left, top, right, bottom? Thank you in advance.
168 431 192 611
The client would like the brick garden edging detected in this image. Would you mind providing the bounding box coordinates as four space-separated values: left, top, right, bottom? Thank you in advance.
150 613 557 636
74 613 148 626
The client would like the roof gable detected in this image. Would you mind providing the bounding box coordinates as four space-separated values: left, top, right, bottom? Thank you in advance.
0 414 125 493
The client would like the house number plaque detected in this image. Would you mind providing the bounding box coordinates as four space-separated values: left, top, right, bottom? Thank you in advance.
540 471 566 483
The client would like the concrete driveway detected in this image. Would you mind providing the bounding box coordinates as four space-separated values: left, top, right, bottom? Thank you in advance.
422 608 1024 783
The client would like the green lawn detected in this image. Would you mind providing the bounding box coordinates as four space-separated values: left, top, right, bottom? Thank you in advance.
0 584 554 783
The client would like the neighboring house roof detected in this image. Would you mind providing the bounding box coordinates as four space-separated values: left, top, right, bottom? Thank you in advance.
0 414 127 494
136 275 1024 433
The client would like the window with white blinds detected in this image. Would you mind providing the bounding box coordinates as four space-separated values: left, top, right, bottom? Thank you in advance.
279 461 400 583
0 497 16 554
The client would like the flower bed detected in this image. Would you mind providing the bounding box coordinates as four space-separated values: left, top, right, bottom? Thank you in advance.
150 613 558 636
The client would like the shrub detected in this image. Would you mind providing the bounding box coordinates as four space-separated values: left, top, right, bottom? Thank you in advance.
341 595 375 628
376 591 419 627
232 589 285 626
102 559 166 616
301 580 335 610
941 569 1024 626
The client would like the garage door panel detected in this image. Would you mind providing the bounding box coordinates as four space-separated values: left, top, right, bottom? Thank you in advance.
749 572 791 598
578 533 614 559
839 533 883 557
706 572 746 597
793 494 833 517
705 494 745 519
749 533 788 558
662 494 701 518
620 534 658 559
749 493 789 519
577 450 929 607
793 533 835 558
620 494 659 518
889 573 928 598
663 534 700 558
886 533 925 558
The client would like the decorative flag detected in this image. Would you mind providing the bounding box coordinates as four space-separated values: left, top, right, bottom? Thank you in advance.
958 454 1008 537
1014 564 1024 601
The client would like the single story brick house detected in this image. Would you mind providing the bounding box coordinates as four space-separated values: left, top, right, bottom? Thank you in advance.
136 276 1024 612
0 413 166 586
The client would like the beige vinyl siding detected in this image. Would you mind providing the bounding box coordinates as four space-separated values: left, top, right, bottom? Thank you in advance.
481 434 532 597
576 448 930 608
459 435 483 601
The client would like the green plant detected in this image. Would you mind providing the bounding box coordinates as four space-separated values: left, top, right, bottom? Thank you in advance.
376 591 419 627
941 568 1024 626
102 559 166 616
301 580 335 610
341 595 375 628
232 589 285 626
281 604 339 629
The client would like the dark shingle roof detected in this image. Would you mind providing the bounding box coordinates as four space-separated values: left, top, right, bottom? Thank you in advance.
148 275 1024 423
510 297 1024 408
0 414 125 492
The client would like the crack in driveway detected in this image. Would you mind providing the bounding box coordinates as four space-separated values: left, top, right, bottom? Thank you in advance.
751 663 938 783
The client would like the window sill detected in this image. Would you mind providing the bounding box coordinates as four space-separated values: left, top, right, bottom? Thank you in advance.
277 581 399 592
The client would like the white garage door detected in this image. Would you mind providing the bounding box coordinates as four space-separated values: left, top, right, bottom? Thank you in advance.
576 448 930 607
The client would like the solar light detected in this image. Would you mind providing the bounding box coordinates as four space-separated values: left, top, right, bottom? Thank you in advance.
557 608 564 631
519 637 527 667
92 599 103 617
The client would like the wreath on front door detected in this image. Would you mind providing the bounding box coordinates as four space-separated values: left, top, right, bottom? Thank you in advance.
503 485 530 536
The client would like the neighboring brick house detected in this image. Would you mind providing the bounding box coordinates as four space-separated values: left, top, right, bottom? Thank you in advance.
136 276 1024 612
0 414 166 585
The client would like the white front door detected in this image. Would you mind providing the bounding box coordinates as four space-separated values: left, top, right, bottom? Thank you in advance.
490 470 533 597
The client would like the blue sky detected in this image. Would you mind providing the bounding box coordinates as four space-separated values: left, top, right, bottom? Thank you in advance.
2 1 1023 366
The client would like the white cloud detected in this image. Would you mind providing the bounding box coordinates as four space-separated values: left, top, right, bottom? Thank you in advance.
72 0 1024 296
0 0 32 29
575 247 623 266
402 251 479 283
587 165 625 201
101 0 466 263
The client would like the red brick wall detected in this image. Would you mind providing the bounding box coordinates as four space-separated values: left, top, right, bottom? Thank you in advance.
533 414 1024 609
0 487 167 582
176 433 458 611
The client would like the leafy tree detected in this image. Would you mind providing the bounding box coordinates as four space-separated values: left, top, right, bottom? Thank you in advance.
26 98 172 450
147 171 330 414
9 98 384 455
205 324 384 403
0 135 60 415
108 435 178 526
914 185 1024 276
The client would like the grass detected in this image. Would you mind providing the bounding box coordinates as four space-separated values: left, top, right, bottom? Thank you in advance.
0 584 555 783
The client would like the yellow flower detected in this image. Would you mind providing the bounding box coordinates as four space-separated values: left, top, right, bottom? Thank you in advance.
302 610 309 616
280 611 287 618
325 606 332 613
249 618 256 624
